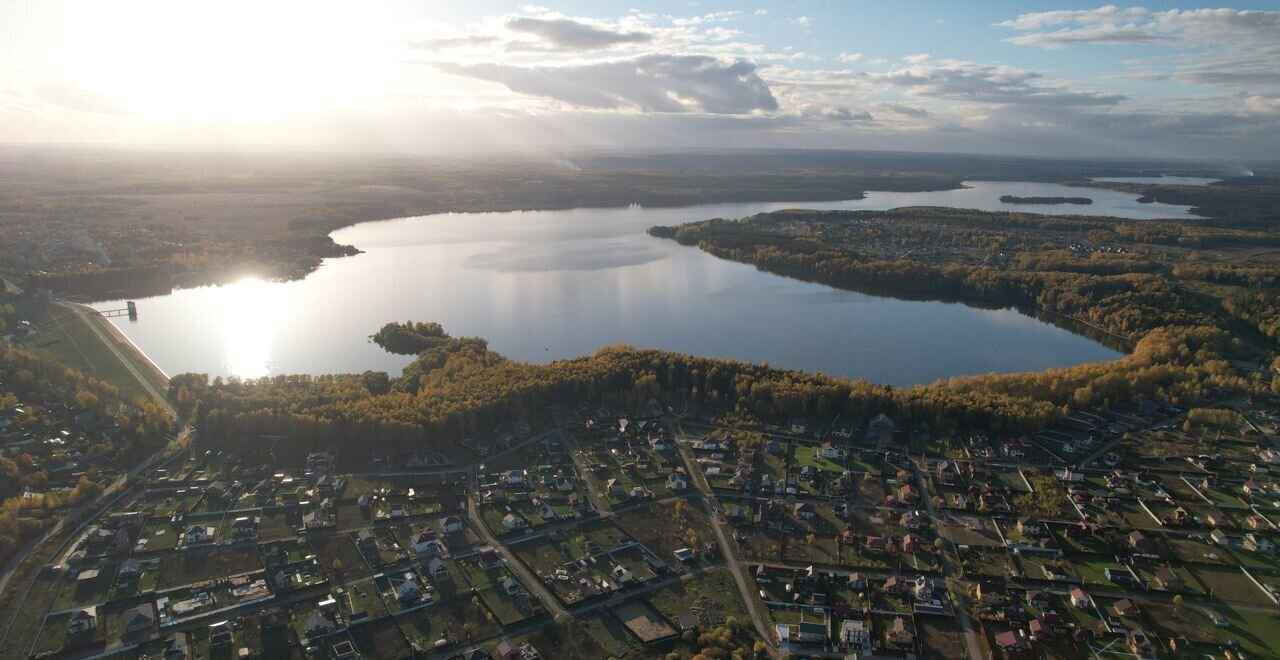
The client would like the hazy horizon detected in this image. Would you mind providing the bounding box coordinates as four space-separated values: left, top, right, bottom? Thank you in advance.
3 2 1280 159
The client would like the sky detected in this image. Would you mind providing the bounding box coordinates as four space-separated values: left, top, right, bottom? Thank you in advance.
2 1 1279 159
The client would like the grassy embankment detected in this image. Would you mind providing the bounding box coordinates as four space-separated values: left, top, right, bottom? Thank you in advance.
15 299 169 404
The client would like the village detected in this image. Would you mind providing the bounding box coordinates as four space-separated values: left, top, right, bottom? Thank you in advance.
8 384 1280 660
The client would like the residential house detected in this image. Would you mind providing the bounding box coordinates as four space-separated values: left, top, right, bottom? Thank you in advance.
666 470 688 491
394 574 421 604
901 510 923 529
499 575 522 596
977 581 1008 605
775 621 826 646
304 613 337 637
230 516 260 541
995 629 1028 656
1129 530 1157 555
1016 516 1042 537
1154 568 1183 590
1210 529 1230 546
68 607 97 636
412 529 446 557
793 502 816 520
478 546 503 569
352 531 377 557
1113 599 1139 617
1244 533 1275 553
184 525 214 546
1069 588 1090 609
1127 629 1156 659
820 442 846 460
502 513 527 530
896 485 917 505
442 516 465 534
1026 590 1051 610
427 557 449 580
885 616 914 648
123 604 155 636
839 620 871 654
118 558 143 582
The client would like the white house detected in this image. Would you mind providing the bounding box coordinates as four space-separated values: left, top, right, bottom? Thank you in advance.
505 470 524 485
427 557 449 579
1070 587 1091 609
820 442 846 460
1211 529 1230 546
502 513 527 530
411 530 446 557
68 607 97 636
184 525 214 546
442 516 464 534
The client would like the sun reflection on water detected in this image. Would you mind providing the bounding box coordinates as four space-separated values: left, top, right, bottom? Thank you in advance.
217 277 279 379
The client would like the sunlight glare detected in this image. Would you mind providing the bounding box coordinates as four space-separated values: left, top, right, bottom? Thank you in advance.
217 277 279 379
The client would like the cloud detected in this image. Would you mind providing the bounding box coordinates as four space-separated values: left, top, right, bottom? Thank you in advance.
36 82 128 114
866 59 1124 107
433 54 779 114
1005 24 1169 48
997 6 1151 31
836 52 862 64
875 102 929 118
407 35 501 51
998 7 1280 87
504 16 653 50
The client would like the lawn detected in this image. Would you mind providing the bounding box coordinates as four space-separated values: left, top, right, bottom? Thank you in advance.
477 584 535 626
348 617 411 658
517 614 642 660
1188 565 1274 605
397 595 501 647
648 570 745 625
309 534 373 580
51 565 117 612
18 300 156 402
155 546 263 590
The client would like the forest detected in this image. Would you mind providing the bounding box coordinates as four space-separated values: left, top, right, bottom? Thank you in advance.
160 199 1280 459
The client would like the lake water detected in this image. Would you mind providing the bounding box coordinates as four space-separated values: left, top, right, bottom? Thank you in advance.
90 180 1197 386
1090 175 1221 186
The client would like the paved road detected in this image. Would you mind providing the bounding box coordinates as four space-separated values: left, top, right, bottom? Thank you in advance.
914 456 985 660
466 472 569 622
672 421 780 659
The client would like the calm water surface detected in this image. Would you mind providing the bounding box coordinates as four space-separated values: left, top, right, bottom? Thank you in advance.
92 180 1196 386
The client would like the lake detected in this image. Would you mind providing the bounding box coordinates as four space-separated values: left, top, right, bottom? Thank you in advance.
90 180 1197 386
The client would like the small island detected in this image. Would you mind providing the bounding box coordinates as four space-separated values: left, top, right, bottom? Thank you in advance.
1000 195 1093 205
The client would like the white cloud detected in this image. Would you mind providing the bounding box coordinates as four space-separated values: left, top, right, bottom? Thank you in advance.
504 16 653 50
433 54 779 114
998 7 1280 87
836 52 862 64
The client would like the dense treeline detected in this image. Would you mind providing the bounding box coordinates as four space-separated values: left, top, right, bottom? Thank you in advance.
652 208 1280 344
